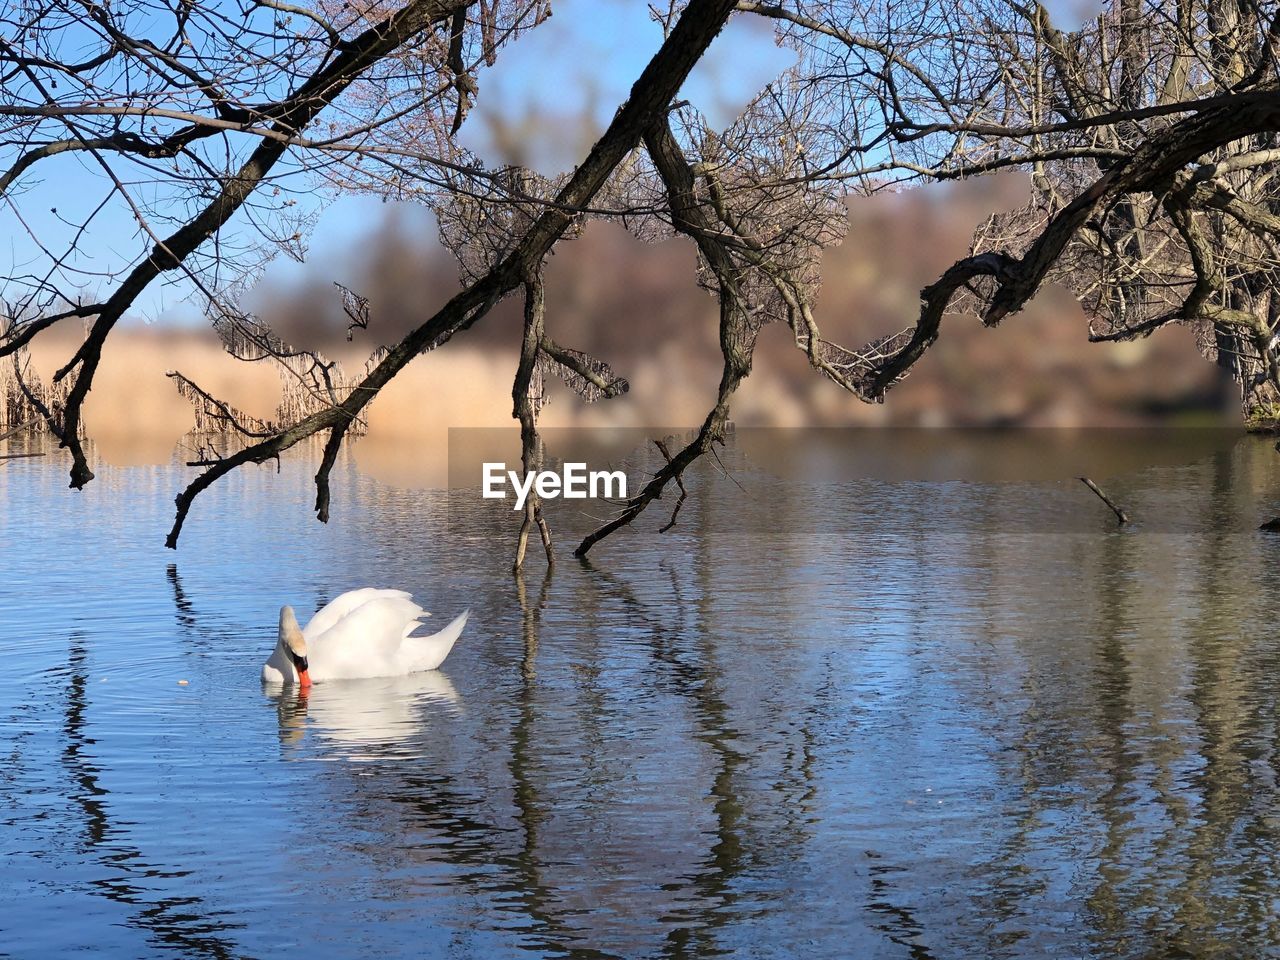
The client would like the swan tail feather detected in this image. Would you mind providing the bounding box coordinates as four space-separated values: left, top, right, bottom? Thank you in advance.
404 610 468 672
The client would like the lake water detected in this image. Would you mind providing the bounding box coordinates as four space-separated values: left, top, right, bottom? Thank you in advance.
4 430 1280 958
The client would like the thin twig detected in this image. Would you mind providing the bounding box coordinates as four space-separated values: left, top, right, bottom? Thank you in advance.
1078 477 1129 525
654 439 689 533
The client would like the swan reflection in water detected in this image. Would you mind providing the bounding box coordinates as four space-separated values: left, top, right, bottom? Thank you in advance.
268 670 462 757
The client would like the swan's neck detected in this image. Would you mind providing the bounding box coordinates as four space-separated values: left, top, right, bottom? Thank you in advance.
275 636 311 688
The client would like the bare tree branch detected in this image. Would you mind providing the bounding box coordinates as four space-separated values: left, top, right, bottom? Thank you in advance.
165 0 741 548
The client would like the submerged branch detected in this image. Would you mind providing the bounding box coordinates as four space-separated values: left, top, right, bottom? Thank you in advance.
654 439 689 533
1078 477 1130 525
514 272 554 572
576 117 753 557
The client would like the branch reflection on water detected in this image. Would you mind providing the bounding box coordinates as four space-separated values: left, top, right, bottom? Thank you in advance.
60 633 250 959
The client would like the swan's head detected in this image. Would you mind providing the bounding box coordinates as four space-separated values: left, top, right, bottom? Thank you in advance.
275 605 311 688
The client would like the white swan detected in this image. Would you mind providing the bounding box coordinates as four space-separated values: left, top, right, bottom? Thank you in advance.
262 588 468 687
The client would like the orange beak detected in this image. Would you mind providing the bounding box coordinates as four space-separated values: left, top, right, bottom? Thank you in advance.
290 650 312 690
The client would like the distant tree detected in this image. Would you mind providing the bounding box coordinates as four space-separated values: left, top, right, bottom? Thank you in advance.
4 0 1280 563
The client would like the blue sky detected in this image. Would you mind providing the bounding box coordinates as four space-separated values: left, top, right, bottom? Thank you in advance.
1 0 1100 328
1 1 795 327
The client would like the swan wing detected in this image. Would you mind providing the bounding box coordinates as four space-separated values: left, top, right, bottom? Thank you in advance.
309 595 431 679
303 588 413 640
